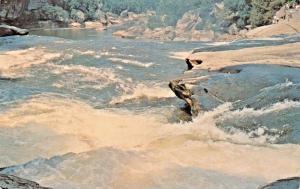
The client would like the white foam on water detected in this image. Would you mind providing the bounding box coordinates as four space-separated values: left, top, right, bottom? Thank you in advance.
222 100 300 119
46 63 132 91
71 49 138 61
1 97 300 189
250 37 284 41
72 49 97 56
259 80 295 92
168 51 191 60
0 47 61 77
209 41 231 46
0 95 165 166
149 103 300 181
109 84 175 105
213 100 300 143
2 148 264 189
108 57 154 68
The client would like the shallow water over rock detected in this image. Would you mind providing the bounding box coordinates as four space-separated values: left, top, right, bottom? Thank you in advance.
1 29 300 189
176 64 300 144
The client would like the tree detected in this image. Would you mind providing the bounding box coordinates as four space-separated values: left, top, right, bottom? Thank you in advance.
223 0 251 28
250 0 286 27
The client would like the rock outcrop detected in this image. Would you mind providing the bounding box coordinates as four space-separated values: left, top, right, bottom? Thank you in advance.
113 9 215 42
0 0 114 28
144 26 176 41
169 80 201 116
0 24 29 37
0 174 51 189
174 9 205 41
170 42 300 118
0 0 65 27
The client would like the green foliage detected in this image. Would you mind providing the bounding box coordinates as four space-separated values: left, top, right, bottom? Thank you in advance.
41 5 69 22
44 0 299 31
146 0 216 29
223 0 251 28
101 0 156 14
249 0 287 27
58 0 221 28
222 0 294 28
64 0 102 19
70 9 85 22
147 15 166 29
155 0 184 26
64 0 156 15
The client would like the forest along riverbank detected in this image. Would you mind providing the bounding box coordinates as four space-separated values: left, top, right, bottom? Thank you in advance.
0 30 300 189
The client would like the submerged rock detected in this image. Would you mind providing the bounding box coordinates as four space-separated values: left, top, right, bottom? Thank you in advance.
259 177 300 189
0 24 29 37
0 174 51 189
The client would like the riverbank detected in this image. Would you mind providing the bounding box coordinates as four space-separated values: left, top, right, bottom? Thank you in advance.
1 3 300 42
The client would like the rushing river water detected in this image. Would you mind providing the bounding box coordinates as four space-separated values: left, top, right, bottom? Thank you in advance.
0 29 300 189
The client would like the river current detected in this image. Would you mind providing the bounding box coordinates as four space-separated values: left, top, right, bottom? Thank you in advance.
0 28 300 189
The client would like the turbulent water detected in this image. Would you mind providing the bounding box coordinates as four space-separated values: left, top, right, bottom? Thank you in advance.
0 28 300 189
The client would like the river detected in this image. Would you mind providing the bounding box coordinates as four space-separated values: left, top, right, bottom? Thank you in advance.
0 28 300 189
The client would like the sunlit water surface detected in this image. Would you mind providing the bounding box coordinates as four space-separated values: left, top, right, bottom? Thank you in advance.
0 29 300 189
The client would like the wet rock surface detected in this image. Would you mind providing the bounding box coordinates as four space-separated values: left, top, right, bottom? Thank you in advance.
169 80 201 116
0 24 29 37
0 174 51 189
172 63 300 110
259 177 300 189
170 46 300 143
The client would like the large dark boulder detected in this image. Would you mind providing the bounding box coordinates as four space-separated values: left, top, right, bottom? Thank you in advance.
0 174 52 189
0 24 29 37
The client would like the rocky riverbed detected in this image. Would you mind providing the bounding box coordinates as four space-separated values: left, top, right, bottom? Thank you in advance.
0 28 299 188
1 0 300 186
